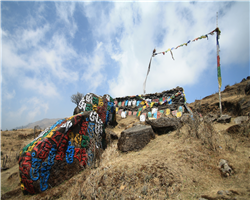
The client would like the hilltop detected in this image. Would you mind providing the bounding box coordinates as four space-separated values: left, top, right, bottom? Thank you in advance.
1 77 250 200
14 118 62 130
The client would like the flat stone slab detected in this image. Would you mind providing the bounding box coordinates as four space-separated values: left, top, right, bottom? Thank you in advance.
117 125 155 152
217 115 231 123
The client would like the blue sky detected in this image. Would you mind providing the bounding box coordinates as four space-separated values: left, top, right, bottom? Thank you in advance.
1 1 249 130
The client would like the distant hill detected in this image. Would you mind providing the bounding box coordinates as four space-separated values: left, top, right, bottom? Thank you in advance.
15 118 62 130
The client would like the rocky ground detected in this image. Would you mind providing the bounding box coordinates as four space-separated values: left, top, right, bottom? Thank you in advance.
1 78 250 200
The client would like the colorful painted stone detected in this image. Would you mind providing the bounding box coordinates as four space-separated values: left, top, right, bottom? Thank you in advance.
140 114 146 122
19 93 116 195
176 111 182 118
152 108 158 114
172 110 177 117
166 108 170 116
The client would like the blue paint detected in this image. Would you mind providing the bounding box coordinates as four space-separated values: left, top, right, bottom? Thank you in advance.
49 119 64 131
66 141 75 164
153 112 157 119
40 162 51 191
136 101 141 106
87 122 95 139
47 145 57 166
105 111 109 125
125 100 128 106
30 152 42 181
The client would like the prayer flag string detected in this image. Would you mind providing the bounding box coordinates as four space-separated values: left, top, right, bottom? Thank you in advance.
143 27 221 94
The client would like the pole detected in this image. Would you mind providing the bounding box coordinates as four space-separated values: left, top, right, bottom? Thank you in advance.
216 12 222 117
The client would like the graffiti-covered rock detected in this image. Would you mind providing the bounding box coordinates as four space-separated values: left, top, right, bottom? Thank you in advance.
19 93 116 195
117 125 155 152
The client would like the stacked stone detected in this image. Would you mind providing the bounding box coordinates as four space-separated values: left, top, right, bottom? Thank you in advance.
19 93 116 194
114 87 187 121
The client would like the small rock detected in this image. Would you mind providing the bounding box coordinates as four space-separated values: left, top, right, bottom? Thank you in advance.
204 113 218 123
217 115 231 123
217 190 224 195
234 116 248 124
219 159 234 177
141 185 148 195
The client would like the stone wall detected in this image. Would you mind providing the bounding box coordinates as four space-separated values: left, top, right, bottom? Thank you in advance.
19 94 116 194
114 87 188 121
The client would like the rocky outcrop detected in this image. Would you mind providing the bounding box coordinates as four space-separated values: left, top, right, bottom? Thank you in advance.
19 93 116 195
117 125 155 152
146 117 181 135
245 81 250 95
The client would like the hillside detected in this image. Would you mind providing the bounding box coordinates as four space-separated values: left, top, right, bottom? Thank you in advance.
1 78 250 200
15 118 62 130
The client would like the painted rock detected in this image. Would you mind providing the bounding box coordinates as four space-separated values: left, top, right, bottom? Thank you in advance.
19 94 116 195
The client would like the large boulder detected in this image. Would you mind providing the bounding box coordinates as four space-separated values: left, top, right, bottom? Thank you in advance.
146 117 181 134
19 93 116 195
117 125 155 152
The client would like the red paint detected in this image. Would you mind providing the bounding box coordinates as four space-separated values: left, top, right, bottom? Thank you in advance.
74 148 87 167
79 121 88 135
19 152 32 175
21 175 35 194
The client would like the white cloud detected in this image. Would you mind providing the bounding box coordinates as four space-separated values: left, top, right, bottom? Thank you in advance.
83 2 249 97
81 41 107 92
55 2 78 38
3 89 16 100
22 77 59 97
6 97 49 129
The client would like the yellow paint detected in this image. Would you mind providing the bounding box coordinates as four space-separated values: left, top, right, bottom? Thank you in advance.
176 112 182 118
74 134 82 145
27 141 39 152
93 105 97 111
150 102 155 108
143 105 146 110
140 101 145 105
46 130 55 138
116 107 118 112
21 184 25 190
166 109 170 115
98 98 103 107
